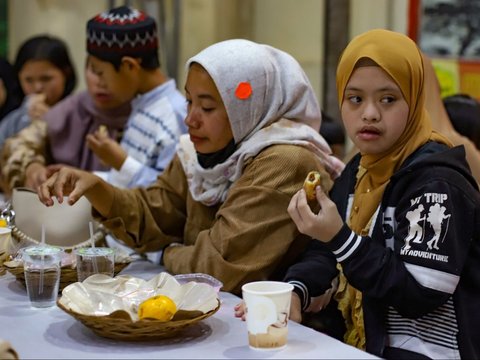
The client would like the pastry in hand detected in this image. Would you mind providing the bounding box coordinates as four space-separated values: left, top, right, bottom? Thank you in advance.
98 125 108 137
303 171 322 201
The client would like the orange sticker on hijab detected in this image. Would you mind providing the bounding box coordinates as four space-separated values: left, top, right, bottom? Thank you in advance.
235 82 252 100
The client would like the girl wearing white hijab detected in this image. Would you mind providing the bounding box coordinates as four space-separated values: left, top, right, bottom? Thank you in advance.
37 39 343 295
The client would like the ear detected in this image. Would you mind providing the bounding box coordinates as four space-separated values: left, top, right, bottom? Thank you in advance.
121 56 142 72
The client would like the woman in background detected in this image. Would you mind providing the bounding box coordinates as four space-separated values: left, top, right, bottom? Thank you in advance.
0 35 76 150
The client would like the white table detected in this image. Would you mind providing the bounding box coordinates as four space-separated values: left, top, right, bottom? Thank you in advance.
0 261 379 359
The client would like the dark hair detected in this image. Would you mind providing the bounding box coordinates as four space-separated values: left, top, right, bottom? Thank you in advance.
100 52 160 72
320 111 345 145
443 93 480 149
0 57 24 119
13 35 77 99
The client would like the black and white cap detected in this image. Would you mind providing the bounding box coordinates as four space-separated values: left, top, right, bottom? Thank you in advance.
86 6 158 62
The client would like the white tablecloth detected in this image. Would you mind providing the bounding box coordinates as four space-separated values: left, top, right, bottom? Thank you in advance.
0 261 379 359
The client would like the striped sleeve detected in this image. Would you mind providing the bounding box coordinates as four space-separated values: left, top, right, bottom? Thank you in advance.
327 224 363 262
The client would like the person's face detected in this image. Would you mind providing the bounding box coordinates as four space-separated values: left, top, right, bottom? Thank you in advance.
341 65 409 155
86 55 138 109
184 63 233 154
18 60 66 106
85 58 131 110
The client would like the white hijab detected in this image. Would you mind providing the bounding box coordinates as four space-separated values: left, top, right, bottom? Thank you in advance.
178 39 344 206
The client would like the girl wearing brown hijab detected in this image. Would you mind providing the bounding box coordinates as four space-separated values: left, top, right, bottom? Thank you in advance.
286 29 480 359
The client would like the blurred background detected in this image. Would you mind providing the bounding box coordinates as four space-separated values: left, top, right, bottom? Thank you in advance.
1 0 478 122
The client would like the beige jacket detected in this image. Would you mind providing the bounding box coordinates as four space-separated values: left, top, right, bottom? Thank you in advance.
1 120 48 192
98 144 333 295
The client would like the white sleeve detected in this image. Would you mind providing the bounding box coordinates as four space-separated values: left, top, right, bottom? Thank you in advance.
107 156 143 188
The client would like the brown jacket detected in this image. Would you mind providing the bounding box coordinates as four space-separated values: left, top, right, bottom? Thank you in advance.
98 144 333 295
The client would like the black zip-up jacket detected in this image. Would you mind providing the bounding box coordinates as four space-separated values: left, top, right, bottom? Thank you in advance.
285 142 480 359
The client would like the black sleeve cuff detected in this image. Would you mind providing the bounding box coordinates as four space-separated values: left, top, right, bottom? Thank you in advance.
289 281 311 311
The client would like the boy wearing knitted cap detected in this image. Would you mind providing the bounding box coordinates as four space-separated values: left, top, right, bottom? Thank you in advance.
85 5 187 188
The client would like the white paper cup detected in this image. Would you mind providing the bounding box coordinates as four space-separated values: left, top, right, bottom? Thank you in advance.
75 247 114 282
242 281 293 350
22 245 63 308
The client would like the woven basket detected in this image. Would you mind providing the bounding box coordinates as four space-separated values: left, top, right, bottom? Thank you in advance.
6 262 129 291
57 298 221 341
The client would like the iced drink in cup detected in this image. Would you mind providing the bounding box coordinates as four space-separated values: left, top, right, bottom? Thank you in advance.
22 245 63 308
242 281 294 350
75 247 114 282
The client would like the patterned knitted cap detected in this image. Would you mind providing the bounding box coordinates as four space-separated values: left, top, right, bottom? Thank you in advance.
86 6 158 62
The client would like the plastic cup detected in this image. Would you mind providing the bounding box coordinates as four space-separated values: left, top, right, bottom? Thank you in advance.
0 227 12 265
22 245 63 308
75 247 114 282
242 281 293 350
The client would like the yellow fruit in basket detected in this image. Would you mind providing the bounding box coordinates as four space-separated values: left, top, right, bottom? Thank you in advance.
138 295 177 321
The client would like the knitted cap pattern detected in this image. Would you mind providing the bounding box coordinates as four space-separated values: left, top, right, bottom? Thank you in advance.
86 6 158 61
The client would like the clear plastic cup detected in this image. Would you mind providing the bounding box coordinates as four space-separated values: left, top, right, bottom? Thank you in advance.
22 245 63 308
75 247 114 282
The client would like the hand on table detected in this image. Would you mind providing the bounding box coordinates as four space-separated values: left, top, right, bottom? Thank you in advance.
287 187 343 243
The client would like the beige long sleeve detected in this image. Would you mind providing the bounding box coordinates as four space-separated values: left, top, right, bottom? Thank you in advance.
0 121 48 193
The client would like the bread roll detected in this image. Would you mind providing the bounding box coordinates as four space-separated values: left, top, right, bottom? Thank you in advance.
98 125 108 137
303 171 321 201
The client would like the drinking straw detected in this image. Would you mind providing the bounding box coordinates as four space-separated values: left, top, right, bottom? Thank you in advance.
41 224 46 247
89 222 99 274
39 224 45 294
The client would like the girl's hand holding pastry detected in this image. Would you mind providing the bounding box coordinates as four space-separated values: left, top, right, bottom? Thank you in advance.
288 182 344 243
